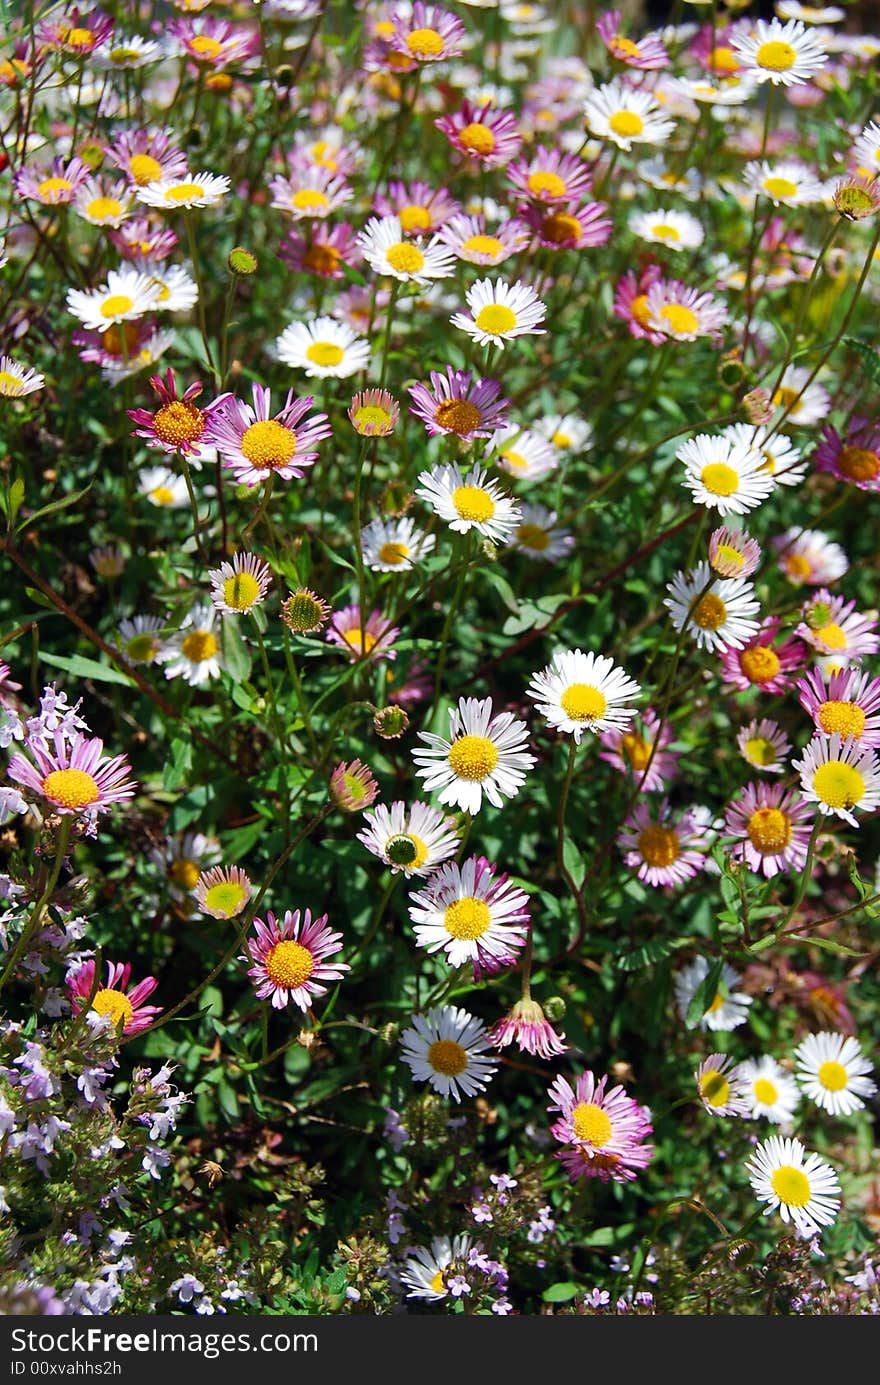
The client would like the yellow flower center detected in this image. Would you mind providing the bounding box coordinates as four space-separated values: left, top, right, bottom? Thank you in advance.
86 197 123 220
452 484 495 522
756 40 797 72
38 176 73 201
784 553 812 578
64 26 95 48
341 629 377 655
812 761 865 810
170 858 200 890
0 371 25 396
435 400 482 435
100 294 135 318
763 176 799 200
264 939 315 990
711 44 740 72
571 1102 613 1145
127 152 163 185
551 431 571 448
126 632 159 663
611 36 641 59
153 400 205 446
692 593 727 631
222 571 261 611
651 222 680 241
203 880 248 916
706 991 725 1013
429 1269 447 1293
638 824 679 867
630 293 652 327
609 109 644 137
305 341 344 367
240 419 297 469
406 26 445 57
771 1165 812 1207
527 170 567 198
740 646 781 684
443 896 492 939
447 733 499 780
385 240 425 273
745 735 777 766
837 446 880 482
377 541 410 566
502 449 527 469
398 204 432 232
303 243 341 273
42 767 100 809
190 34 222 58
181 630 218 663
714 543 745 573
753 1077 779 1105
516 522 549 551
165 183 206 202
462 234 505 258
91 989 134 1029
747 807 791 854
817 1060 848 1092
474 304 518 335
149 486 175 505
700 462 739 496
560 683 608 722
660 303 699 335
540 212 582 244
817 700 865 739
427 1038 468 1075
353 404 392 432
700 1070 730 1106
621 732 651 771
814 621 846 651
291 188 330 212
458 122 496 155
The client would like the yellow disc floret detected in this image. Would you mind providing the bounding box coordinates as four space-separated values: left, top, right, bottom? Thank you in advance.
240 419 297 469
42 768 100 810
427 1038 468 1075
91 989 133 1029
451 485 495 522
264 940 314 990
560 683 608 722
572 1102 613 1146
443 897 492 940
448 734 499 780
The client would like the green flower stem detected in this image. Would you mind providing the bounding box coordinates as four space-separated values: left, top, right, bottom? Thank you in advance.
0 816 71 995
185 210 218 384
281 625 319 758
429 534 476 719
177 447 209 564
241 474 275 543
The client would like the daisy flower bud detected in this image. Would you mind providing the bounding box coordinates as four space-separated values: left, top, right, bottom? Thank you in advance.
373 705 410 740
330 759 379 813
280 588 331 635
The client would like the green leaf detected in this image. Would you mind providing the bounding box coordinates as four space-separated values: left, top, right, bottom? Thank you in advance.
617 938 679 972
562 835 585 890
15 484 93 535
542 1282 581 1303
844 337 880 385
686 957 724 1028
38 650 133 687
0 475 25 525
785 934 865 958
220 616 252 684
163 738 192 792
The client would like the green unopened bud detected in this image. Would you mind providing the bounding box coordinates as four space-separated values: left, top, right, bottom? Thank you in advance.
275 63 295 89
806 601 833 631
833 177 880 222
717 353 748 390
543 995 566 1022
373 704 409 740
228 246 259 277
79 142 104 171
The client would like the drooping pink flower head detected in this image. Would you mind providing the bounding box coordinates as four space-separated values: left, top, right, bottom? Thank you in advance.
128 368 230 457
68 959 161 1036
488 997 567 1060
243 908 349 1012
548 1070 655 1183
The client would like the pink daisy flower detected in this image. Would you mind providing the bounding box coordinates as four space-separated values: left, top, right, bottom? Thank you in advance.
719 618 806 694
38 8 113 56
597 10 670 69
278 222 359 278
388 3 466 64
506 146 593 205
795 590 880 662
619 799 709 887
169 15 260 67
8 731 136 820
724 781 814 878
737 717 791 774
517 198 612 251
548 1070 655 1183
644 278 728 342
488 997 567 1060
709 524 762 579
104 128 188 188
243 909 348 1012
15 156 90 206
268 166 353 220
813 416 880 492
696 1054 751 1117
325 605 399 663
598 707 679 792
408 854 530 978
408 367 509 440
796 666 880 748
689 22 747 76
68 959 160 1036
613 264 666 344
373 180 460 235
435 100 523 168
438 213 529 267
72 321 174 379
206 384 331 488
128 368 229 458
108 217 179 263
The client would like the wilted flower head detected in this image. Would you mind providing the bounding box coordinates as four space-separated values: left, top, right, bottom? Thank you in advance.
330 759 379 812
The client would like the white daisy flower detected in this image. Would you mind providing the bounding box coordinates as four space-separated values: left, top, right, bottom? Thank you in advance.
724 423 806 488
0 355 45 398
792 733 880 828
356 800 461 878
399 1235 475 1301
138 465 189 508
794 1031 877 1116
628 208 704 251
356 214 456 284
775 527 848 584
360 515 436 571
584 78 675 150
415 463 521 544
408 855 530 970
140 262 199 313
732 18 829 86
776 3 844 22
95 33 162 68
508 504 574 562
116 614 168 666
157 602 225 686
745 1135 840 1239
450 276 546 349
527 648 642 742
275 315 371 379
696 1054 752 1118
66 267 162 331
678 432 776 516
743 159 825 206
736 1056 801 1124
72 176 133 227
208 552 272 615
674 75 756 105
534 412 594 456
675 956 754 1031
400 1004 498 1102
770 365 831 426
664 561 762 652
852 120 880 178
412 694 535 815
489 425 559 480
136 171 231 210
